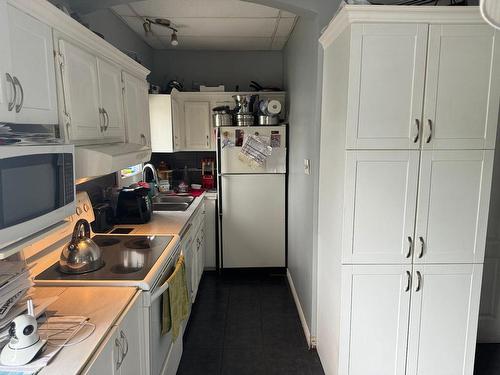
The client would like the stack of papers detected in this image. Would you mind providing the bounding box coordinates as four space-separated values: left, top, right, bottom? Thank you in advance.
0 263 32 326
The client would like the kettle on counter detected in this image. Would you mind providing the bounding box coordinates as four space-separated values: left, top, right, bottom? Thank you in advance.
59 219 104 274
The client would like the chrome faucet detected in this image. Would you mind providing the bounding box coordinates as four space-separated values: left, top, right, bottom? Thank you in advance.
142 163 159 197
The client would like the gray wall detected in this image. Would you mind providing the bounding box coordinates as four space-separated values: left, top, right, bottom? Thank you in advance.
80 9 154 69
150 50 284 92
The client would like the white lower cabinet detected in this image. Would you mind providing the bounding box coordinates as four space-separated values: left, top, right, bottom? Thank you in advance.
84 292 144 375
339 264 482 375
406 264 483 375
339 265 410 375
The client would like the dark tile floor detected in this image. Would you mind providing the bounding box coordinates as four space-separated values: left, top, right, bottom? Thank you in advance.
475 344 500 375
177 270 325 375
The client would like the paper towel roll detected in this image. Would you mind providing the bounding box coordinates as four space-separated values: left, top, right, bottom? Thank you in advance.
267 100 282 115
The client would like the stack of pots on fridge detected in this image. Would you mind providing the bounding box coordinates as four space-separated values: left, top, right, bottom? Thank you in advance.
233 94 259 126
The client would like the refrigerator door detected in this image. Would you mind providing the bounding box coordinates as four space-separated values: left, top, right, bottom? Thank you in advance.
219 126 286 174
221 174 285 268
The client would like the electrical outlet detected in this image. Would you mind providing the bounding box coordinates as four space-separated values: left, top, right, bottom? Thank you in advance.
304 159 311 175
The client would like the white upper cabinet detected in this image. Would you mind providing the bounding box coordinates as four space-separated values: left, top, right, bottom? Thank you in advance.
123 72 150 146
346 24 428 150
343 151 420 264
184 101 211 150
423 25 500 150
0 1 14 123
149 94 173 153
415 150 493 264
0 3 57 124
57 38 101 141
97 58 125 140
339 265 410 375
406 264 483 375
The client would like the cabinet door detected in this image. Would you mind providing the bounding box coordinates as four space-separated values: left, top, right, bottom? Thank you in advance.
138 81 151 146
171 96 183 150
415 150 494 264
184 101 211 150
406 264 483 375
83 326 119 375
346 23 428 149
116 293 144 375
343 151 420 264
339 265 411 375
7 4 57 124
58 39 101 140
97 58 125 140
149 94 173 152
423 25 500 150
0 0 14 123
123 72 143 145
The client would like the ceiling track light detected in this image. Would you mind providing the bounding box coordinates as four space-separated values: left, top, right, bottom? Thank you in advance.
142 18 179 46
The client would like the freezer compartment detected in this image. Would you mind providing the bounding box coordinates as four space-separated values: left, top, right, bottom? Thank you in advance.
221 174 285 268
219 126 286 174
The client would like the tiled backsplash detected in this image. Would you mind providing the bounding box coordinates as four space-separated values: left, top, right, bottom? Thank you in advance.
150 151 217 188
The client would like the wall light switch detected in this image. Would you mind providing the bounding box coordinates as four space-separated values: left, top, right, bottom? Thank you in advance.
304 159 311 175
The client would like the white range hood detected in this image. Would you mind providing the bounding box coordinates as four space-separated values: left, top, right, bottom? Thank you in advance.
75 143 151 180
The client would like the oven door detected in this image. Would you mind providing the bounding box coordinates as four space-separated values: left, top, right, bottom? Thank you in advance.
144 246 187 375
0 145 75 249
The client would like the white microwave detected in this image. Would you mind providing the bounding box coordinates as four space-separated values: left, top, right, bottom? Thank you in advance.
0 144 75 249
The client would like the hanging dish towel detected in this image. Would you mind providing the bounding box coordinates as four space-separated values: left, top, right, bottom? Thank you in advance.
161 255 189 340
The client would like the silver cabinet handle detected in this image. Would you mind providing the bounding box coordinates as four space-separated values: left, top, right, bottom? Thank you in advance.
5 73 16 111
140 133 147 145
415 271 422 292
120 330 129 357
405 270 411 292
115 337 124 370
426 119 432 144
418 236 425 258
206 134 209 147
103 108 110 131
98 108 105 132
406 236 413 258
413 119 420 143
12 76 23 113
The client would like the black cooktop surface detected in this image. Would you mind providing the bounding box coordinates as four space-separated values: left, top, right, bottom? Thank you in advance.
35 235 174 281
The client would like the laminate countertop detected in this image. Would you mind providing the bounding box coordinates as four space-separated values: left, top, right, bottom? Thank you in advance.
31 286 138 375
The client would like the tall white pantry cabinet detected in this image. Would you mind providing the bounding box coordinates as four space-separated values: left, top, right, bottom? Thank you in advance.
317 6 500 375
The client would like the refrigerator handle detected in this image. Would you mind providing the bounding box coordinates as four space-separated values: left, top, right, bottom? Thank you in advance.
216 127 223 217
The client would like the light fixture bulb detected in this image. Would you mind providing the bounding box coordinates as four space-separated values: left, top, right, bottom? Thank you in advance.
171 32 179 46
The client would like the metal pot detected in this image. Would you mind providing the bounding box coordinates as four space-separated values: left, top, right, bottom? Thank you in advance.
258 115 279 125
213 113 233 127
236 113 255 126
59 219 104 274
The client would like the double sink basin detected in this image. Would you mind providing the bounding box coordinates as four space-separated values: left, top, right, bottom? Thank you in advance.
152 194 195 212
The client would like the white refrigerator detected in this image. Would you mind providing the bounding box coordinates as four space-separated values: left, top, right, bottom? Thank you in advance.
217 125 287 269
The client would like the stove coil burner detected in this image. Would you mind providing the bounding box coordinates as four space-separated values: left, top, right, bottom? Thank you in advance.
93 238 121 247
110 264 142 274
124 238 151 250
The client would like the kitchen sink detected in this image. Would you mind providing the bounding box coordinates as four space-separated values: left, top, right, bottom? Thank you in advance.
154 195 194 204
152 195 194 212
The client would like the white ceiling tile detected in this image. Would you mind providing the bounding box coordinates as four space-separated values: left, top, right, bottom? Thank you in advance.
157 35 272 50
271 36 288 50
129 0 279 18
275 17 295 37
111 4 136 17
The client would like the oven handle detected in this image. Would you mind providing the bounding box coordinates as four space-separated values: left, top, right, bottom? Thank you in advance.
150 280 170 304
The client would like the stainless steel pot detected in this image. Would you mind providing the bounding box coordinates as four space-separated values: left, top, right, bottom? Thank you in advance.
212 113 233 127
59 219 104 274
236 113 254 126
258 115 279 125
